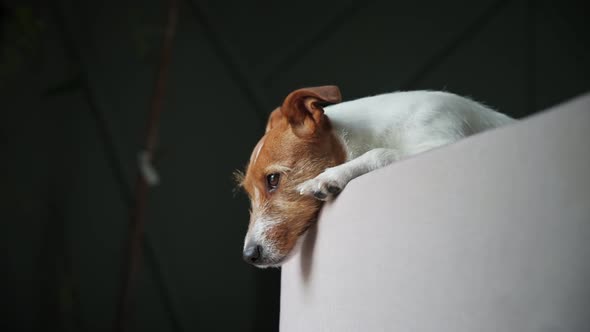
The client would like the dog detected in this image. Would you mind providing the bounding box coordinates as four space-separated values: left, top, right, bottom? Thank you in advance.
235 86 514 268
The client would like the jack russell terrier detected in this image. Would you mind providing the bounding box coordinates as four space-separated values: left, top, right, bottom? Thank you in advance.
236 86 514 268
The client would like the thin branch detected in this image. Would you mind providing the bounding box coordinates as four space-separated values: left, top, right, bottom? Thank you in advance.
52 2 184 331
113 1 179 332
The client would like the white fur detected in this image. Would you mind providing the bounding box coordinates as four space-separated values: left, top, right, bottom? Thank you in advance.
244 193 286 266
251 136 266 164
243 214 284 267
299 91 514 199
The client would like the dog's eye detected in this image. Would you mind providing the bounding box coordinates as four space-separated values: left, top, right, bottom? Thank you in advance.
266 173 280 191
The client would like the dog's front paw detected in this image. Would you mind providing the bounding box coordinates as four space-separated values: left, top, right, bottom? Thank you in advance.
298 168 349 201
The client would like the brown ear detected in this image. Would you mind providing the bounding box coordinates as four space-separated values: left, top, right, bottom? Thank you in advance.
280 85 342 138
265 107 284 133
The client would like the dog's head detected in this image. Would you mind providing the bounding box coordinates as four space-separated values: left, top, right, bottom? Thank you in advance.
236 86 346 268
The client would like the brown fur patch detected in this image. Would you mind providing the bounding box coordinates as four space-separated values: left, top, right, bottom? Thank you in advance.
242 107 346 262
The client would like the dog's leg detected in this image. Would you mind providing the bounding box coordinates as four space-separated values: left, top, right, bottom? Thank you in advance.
298 148 401 201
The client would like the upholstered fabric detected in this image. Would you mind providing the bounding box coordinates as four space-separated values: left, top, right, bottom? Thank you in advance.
280 94 590 332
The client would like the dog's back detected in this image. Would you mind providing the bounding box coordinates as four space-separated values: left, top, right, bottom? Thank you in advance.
325 91 514 159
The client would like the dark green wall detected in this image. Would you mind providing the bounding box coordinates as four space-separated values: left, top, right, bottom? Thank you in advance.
1 0 588 331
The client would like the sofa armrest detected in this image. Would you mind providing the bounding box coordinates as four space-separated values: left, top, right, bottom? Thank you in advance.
280 94 590 332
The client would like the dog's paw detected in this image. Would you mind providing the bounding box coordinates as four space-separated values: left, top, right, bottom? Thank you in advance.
298 168 348 201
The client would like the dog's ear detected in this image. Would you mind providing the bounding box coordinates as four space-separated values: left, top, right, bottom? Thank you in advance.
265 107 284 133
281 85 342 138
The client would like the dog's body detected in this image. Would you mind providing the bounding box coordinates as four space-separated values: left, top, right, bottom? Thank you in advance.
297 90 514 199
238 86 514 268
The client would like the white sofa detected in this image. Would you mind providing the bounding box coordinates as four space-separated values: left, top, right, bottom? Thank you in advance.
280 94 590 332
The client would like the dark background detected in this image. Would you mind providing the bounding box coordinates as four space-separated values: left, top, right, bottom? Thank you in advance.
1 0 588 331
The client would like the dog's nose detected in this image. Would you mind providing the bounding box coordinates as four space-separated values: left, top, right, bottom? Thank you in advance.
243 244 262 264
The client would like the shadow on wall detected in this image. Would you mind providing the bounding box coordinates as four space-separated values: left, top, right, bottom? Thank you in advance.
301 221 318 284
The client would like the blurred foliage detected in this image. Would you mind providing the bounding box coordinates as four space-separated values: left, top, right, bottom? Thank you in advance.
0 5 44 85
0 4 160 95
